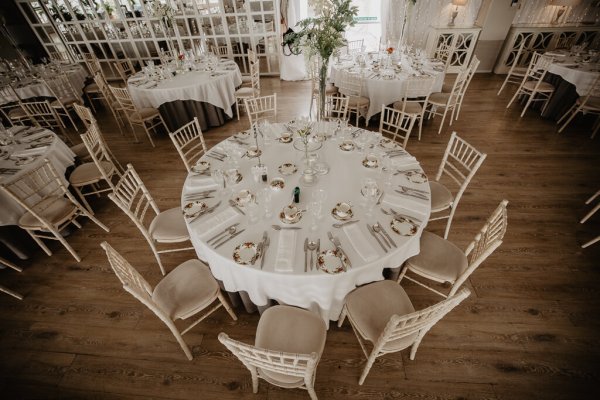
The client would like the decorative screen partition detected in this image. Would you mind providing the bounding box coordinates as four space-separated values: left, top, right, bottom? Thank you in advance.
15 0 280 78
494 24 599 75
425 26 481 74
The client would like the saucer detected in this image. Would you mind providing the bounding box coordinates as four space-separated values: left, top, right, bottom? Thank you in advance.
233 242 260 265
362 155 379 168
339 141 355 151
232 190 255 207
270 177 285 190
390 217 418 236
317 249 349 274
278 135 293 143
279 210 302 224
379 138 399 150
331 202 353 221
278 163 297 175
191 160 210 173
246 147 262 158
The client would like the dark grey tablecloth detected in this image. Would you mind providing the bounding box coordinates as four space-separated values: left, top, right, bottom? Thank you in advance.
158 100 236 132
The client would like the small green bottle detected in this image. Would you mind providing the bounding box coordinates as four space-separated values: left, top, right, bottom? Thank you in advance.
293 186 300 203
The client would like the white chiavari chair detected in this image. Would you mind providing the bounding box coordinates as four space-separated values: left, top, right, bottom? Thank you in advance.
557 75 600 138
110 85 166 147
235 60 260 120
108 164 194 275
1 257 23 300
497 38 528 95
379 105 417 149
346 39 364 55
0 159 109 262
241 48 258 87
338 283 470 385
506 52 555 117
393 76 435 140
113 59 136 83
454 55 480 120
429 132 487 239
338 71 369 127
101 241 237 360
434 41 452 71
244 93 277 127
211 44 231 59
0 84 28 126
48 50 70 63
92 73 126 135
320 94 349 122
42 72 82 131
169 117 207 172
400 200 509 297
426 68 469 134
82 53 101 76
219 305 327 400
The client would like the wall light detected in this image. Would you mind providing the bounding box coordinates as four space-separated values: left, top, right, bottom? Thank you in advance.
449 0 468 27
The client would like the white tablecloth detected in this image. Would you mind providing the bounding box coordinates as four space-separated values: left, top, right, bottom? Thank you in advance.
0 64 87 106
547 55 599 96
181 122 431 322
128 61 242 118
330 56 445 124
0 126 76 226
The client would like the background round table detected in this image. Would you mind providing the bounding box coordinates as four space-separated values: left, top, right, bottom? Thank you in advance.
181 121 432 323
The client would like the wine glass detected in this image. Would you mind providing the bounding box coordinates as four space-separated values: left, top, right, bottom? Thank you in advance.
361 178 379 219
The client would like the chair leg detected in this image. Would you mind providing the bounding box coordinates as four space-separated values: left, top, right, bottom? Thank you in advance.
506 87 522 109
72 185 94 214
581 202 600 224
0 285 23 300
26 230 52 256
217 291 238 321
358 350 379 385
337 305 347 328
236 100 241 121
497 75 509 96
437 106 449 134
142 122 155 147
582 235 600 248
396 263 409 284
0 257 22 272
55 232 82 262
443 206 457 239
307 383 318 400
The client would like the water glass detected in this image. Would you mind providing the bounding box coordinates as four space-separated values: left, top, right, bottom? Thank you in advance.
309 201 323 231
211 168 224 191
257 187 273 218
361 178 379 218
246 200 260 223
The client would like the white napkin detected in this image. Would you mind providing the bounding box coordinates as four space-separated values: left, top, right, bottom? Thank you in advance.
274 230 297 272
197 207 239 239
343 224 378 262
13 146 48 158
392 155 418 168
21 131 54 142
383 192 429 217
185 175 220 192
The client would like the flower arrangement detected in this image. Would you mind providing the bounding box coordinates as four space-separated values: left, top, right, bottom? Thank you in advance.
178 53 184 61
386 47 394 54
150 0 175 24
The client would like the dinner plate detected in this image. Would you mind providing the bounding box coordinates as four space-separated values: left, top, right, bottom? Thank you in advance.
236 131 251 140
331 202 353 221
279 210 302 224
182 200 208 218
191 160 210 173
224 170 243 184
317 249 349 274
405 171 428 184
246 147 262 158
362 155 379 168
339 141 355 151
379 138 399 150
233 242 260 265
270 177 285 190
390 217 418 236
278 163 297 175
232 189 255 207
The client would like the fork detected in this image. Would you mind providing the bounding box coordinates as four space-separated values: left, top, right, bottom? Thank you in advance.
381 208 422 224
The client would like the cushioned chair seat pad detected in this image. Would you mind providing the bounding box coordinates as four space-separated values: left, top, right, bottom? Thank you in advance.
523 80 554 92
70 143 89 159
405 230 468 283
347 95 369 107
8 107 27 118
255 305 326 385
132 107 159 120
235 87 260 97
429 181 453 212
428 92 451 105
393 101 423 114
346 280 418 352
18 196 76 229
152 259 219 319
70 161 114 185
149 207 190 243
84 83 100 93
51 96 80 107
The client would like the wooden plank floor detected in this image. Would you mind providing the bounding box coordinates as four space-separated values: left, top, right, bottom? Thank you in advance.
1 75 599 399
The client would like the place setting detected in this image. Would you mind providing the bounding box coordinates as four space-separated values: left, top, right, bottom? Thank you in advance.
232 231 270 269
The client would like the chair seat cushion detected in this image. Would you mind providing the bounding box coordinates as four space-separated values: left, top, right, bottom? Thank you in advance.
523 80 554 92
132 107 159 121
255 305 327 385
313 85 338 95
70 143 89 159
84 83 100 93
18 196 76 229
235 87 260 97
511 66 528 76
51 96 80 107
441 82 453 93
393 101 423 114
428 92 451 106
345 280 417 352
429 181 453 212
347 95 369 107
405 230 468 283
149 207 190 243
69 161 114 185
8 107 27 119
241 75 252 83
152 259 219 320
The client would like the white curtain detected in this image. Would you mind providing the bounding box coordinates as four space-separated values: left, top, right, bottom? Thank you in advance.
513 0 599 25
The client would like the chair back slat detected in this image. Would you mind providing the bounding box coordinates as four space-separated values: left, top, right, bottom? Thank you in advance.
244 94 277 127
321 95 349 122
42 73 78 102
339 71 363 98
101 241 153 301
436 132 487 189
379 105 416 149
110 85 137 114
81 124 121 185
169 118 207 172
346 39 364 55
465 200 509 266
73 103 95 128
21 100 63 132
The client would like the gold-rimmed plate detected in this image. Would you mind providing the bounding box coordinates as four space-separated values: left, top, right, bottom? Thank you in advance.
191 160 210 173
317 249 348 274
270 177 285 190
331 202 353 221
233 242 260 265
405 171 428 184
339 141 355 151
390 217 418 236
182 200 208 218
277 163 297 175
232 189 255 207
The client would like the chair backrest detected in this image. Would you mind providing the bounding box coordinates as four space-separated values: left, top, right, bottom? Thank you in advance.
73 103 95 128
399 76 436 113
211 45 230 59
81 124 122 184
435 131 487 201
0 84 23 123
248 60 261 92
110 85 137 114
113 59 135 82
0 159 83 231
435 40 452 69
525 52 553 82
218 332 319 382
461 55 480 96
376 288 470 354
248 48 258 65
346 39 364 55
21 100 63 132
506 36 528 74
108 164 161 244
43 73 78 102
582 75 600 105
244 94 277 127
379 105 417 149
49 50 70 63
339 71 363 98
94 73 116 104
82 53 101 75
446 68 470 107
452 200 509 296
321 95 349 122
169 117 207 172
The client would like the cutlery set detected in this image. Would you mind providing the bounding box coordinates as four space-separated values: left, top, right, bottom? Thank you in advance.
229 199 246 215
304 237 320 272
184 189 216 201
367 222 396 252
271 225 301 230
381 208 422 223
332 219 359 229
206 150 227 161
0 167 20 175
327 231 352 268
395 186 429 200
394 168 421 175
257 231 270 269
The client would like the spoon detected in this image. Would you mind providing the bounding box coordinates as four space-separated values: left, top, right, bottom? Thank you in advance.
381 208 422 223
332 219 359 228
373 222 396 248
208 225 238 245
307 240 318 271
271 225 302 230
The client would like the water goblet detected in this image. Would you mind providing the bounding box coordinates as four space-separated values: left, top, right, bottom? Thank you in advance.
361 178 379 219
257 187 273 218
309 201 323 232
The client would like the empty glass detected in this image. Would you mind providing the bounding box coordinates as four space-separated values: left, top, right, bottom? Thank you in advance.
361 178 379 218
257 187 273 218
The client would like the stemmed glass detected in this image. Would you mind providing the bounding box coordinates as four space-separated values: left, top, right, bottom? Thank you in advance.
380 153 394 190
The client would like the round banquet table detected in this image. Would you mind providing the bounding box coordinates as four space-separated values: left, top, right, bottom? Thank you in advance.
0 64 87 106
127 59 242 132
181 121 432 323
330 55 445 124
0 126 76 226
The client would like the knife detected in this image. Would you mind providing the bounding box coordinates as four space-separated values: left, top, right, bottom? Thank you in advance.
214 229 245 249
398 185 428 194
327 231 352 268
261 233 270 270
304 238 309 272
229 199 246 215
394 189 429 200
315 238 320 272
367 224 388 252
207 223 240 243
377 221 397 248
389 209 422 224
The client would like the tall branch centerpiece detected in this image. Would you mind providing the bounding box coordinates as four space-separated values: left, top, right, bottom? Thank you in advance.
289 0 358 121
